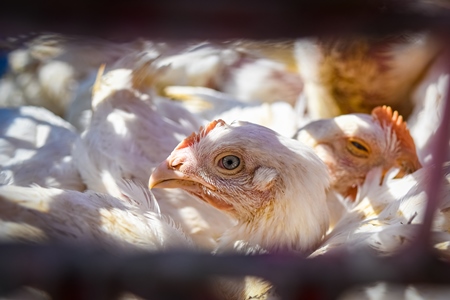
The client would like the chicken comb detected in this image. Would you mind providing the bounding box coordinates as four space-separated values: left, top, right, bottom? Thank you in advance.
371 105 422 172
176 119 226 149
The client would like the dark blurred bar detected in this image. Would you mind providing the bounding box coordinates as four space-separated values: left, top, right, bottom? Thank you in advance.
0 243 450 300
0 0 449 42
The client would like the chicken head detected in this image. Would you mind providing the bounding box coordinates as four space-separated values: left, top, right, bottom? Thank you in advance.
149 119 330 254
295 105 422 201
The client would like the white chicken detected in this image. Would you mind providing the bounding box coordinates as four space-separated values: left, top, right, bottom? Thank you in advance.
148 119 330 299
296 105 423 197
162 95 423 225
72 64 234 250
0 106 84 190
150 119 330 254
295 105 422 227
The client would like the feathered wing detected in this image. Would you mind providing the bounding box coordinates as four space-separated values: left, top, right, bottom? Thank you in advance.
316 165 450 300
0 106 85 190
0 182 193 253
313 164 450 257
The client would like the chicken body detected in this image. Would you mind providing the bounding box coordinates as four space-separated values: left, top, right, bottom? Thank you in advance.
310 164 450 300
295 33 442 120
313 164 450 257
153 41 302 106
0 181 193 254
165 85 302 137
0 106 84 190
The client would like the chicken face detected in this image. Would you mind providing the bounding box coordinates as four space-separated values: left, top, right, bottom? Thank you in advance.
295 106 422 200
149 119 330 232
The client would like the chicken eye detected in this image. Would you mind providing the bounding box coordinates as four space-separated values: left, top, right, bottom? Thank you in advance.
215 152 244 175
346 139 370 158
351 141 368 152
220 155 240 170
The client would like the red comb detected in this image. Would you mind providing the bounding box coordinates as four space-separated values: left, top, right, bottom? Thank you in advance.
371 105 422 172
176 119 226 150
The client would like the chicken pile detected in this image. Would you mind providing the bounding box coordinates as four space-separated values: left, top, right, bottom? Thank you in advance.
0 32 449 299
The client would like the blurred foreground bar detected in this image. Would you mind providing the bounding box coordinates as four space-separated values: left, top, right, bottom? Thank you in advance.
0 243 450 300
0 0 450 41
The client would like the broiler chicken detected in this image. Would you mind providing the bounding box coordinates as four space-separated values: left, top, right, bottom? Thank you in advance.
295 105 422 227
296 105 422 199
150 119 330 254
150 119 330 299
